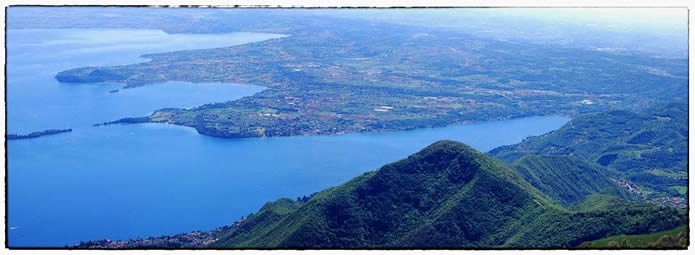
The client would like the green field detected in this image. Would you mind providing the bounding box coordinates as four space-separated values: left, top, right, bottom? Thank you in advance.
579 225 688 248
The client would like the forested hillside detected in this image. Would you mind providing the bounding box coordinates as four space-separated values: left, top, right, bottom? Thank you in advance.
206 141 685 248
511 156 631 206
489 102 687 206
579 225 688 248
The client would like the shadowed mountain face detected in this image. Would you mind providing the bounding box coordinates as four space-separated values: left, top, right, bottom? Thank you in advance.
206 141 685 248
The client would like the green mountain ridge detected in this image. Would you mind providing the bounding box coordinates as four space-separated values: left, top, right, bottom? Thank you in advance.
489 102 687 202
212 140 553 247
206 140 685 248
511 155 631 206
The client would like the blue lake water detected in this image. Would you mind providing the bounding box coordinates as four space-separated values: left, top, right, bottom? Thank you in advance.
6 28 570 247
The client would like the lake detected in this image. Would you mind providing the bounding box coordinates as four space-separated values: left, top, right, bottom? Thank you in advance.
6 28 570 247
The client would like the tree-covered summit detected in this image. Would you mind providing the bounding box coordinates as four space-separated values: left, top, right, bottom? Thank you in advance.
205 140 685 248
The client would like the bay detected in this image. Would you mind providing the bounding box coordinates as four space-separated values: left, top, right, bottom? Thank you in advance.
6 28 569 247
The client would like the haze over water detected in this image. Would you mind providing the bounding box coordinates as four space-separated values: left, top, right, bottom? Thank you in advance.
6 28 569 247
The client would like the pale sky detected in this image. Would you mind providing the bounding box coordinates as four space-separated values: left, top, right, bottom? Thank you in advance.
495 8 687 32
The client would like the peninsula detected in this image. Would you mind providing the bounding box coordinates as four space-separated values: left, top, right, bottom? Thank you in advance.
7 129 73 140
55 14 687 139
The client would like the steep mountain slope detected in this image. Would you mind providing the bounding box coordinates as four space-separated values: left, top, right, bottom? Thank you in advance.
503 204 685 248
211 140 553 247
489 102 687 201
511 155 630 206
207 141 685 248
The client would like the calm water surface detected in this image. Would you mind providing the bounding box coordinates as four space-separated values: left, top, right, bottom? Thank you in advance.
6 29 569 247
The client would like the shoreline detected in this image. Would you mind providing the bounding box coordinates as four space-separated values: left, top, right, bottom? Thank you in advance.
94 114 573 141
